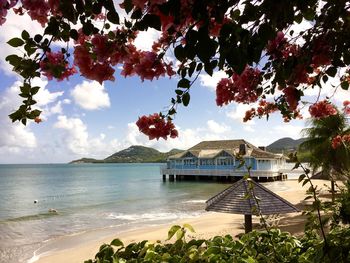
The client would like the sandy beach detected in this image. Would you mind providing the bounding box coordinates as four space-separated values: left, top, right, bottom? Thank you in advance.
34 179 335 263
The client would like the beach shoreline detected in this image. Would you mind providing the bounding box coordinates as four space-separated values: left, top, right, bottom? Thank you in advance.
32 179 335 263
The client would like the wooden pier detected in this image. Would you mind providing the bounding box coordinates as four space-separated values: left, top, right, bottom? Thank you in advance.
161 168 287 182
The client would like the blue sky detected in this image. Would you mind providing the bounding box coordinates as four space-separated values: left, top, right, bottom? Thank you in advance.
0 11 348 164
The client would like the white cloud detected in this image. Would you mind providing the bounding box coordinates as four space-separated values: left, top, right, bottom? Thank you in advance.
0 82 37 153
199 71 227 91
62 99 71 104
207 120 230 134
226 103 256 125
54 115 120 158
243 126 255 132
0 10 43 75
71 81 111 110
32 78 64 107
270 124 303 139
134 28 160 51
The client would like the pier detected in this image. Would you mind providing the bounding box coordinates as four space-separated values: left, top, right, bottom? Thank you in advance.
161 168 288 182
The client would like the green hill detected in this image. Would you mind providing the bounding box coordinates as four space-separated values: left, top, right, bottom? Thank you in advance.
70 146 183 164
267 137 307 153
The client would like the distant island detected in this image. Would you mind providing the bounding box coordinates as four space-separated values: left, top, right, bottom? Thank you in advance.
70 137 306 164
70 146 183 164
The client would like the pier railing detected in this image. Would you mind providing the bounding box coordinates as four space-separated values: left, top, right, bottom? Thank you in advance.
160 168 279 178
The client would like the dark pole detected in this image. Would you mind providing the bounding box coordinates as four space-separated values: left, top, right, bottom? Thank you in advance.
244 214 252 233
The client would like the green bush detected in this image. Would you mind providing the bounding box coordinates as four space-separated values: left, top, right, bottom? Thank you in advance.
86 224 348 263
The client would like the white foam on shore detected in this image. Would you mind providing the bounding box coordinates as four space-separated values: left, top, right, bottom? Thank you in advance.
182 199 207 204
27 250 51 263
106 211 201 221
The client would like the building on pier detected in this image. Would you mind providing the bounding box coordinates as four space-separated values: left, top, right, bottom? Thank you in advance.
161 139 288 182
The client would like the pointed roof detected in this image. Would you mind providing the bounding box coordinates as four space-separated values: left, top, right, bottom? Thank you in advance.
168 139 281 159
206 179 299 215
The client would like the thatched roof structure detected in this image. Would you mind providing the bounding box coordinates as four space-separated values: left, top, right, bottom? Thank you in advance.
206 178 299 233
206 178 299 215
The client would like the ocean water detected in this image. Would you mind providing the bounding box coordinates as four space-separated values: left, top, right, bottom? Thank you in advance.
0 163 233 263
0 163 296 263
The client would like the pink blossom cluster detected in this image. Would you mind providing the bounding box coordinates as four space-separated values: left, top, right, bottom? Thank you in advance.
74 31 175 84
216 66 261 106
40 51 76 81
331 134 350 149
343 100 350 114
283 86 299 110
121 50 175 81
136 113 178 140
243 100 278 122
0 0 17 25
309 100 338 119
21 0 59 26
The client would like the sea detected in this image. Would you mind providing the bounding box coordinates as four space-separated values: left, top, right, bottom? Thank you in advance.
0 163 295 263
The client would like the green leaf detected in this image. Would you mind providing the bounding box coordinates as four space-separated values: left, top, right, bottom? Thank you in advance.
183 223 195 233
7 37 25 47
326 67 337 77
182 92 190 107
175 89 183 95
302 179 310 187
70 29 79 40
34 34 43 43
21 30 30 40
167 225 181 240
20 84 31 95
174 45 185 61
204 62 213 76
110 238 124 247
176 228 185 240
143 14 161 31
123 0 133 14
107 11 120 24
177 78 190 89
298 174 306 183
341 81 349 90
5 54 21 67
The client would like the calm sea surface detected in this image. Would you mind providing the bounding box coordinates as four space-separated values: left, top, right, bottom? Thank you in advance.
0 163 228 263
0 163 294 263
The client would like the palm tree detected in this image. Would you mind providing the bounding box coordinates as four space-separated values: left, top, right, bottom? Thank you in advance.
299 111 350 201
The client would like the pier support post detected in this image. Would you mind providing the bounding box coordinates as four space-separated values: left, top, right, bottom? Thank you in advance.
169 174 175 182
195 175 199 181
176 175 180 181
162 174 166 182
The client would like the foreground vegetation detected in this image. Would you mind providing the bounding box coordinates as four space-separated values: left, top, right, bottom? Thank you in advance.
85 164 350 263
85 223 350 263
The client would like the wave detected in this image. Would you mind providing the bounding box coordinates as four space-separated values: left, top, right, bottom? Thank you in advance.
1 212 59 223
106 211 201 221
182 199 207 204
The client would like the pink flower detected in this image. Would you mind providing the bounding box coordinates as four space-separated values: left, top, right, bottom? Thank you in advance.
309 100 338 119
40 51 76 81
344 100 350 115
136 113 178 140
331 135 342 149
283 86 299 110
216 66 261 106
0 0 17 25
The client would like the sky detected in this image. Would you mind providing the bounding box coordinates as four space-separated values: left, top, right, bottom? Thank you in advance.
0 10 349 164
